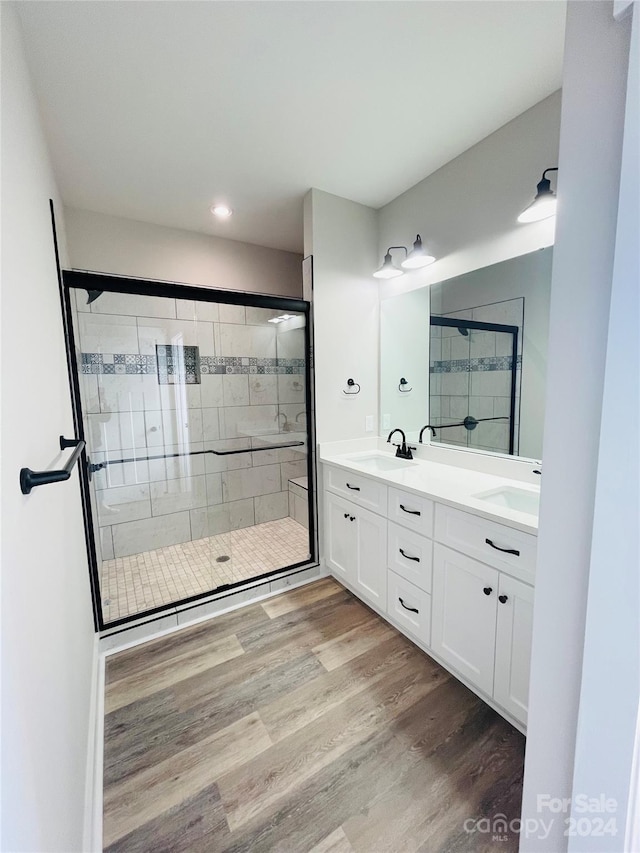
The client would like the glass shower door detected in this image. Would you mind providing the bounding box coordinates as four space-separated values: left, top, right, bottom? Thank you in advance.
66 276 313 628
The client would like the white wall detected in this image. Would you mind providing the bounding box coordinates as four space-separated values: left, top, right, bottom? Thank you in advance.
567 3 638 850
1 6 96 851
377 91 561 300
379 287 431 441
304 189 379 444
65 207 303 298
521 3 632 851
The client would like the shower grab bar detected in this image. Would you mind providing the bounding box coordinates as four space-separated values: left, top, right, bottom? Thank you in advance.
20 436 85 494
89 440 305 474
427 415 508 435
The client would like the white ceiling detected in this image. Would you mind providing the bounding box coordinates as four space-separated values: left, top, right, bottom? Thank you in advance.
17 1 566 254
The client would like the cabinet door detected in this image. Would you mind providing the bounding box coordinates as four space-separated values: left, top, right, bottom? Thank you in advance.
494 574 534 726
324 492 357 583
431 544 498 696
354 504 387 610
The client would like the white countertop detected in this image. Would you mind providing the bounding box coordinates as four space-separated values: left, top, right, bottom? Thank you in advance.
319 444 540 535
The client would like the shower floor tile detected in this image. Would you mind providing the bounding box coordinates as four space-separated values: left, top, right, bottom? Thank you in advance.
100 516 310 622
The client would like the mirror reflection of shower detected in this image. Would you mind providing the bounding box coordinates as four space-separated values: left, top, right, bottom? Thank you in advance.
429 316 519 455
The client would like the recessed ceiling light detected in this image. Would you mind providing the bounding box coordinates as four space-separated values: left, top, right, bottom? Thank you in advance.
268 314 294 324
211 204 233 218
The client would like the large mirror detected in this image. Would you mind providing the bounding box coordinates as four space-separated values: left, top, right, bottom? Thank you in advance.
380 247 553 460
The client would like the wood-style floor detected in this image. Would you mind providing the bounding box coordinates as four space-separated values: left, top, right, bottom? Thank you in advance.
103 578 525 852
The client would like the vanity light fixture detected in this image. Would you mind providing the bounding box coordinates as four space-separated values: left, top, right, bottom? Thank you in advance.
517 167 558 223
402 234 436 269
373 249 404 279
211 204 233 218
373 235 435 279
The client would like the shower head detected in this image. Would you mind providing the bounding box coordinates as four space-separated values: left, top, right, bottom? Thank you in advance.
457 326 469 337
86 289 103 305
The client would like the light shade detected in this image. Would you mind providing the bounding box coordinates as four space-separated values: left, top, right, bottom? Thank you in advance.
518 169 558 223
401 234 436 269
373 251 404 279
211 204 233 218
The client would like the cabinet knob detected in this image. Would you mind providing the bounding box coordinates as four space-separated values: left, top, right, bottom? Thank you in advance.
483 586 493 596
344 513 349 519
350 516 356 522
498 594 508 604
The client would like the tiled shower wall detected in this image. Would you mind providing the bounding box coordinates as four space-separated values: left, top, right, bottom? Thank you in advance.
72 290 309 560
429 298 524 455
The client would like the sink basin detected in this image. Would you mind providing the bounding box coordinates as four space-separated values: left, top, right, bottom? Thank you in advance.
473 486 540 515
344 452 418 472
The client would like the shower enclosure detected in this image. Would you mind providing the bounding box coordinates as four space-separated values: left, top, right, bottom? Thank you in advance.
63 272 316 630
429 316 519 455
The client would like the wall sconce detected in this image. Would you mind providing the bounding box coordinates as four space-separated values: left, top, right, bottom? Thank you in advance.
518 167 558 223
373 234 435 279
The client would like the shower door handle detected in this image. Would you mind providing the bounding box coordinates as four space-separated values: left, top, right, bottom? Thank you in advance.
88 440 306 473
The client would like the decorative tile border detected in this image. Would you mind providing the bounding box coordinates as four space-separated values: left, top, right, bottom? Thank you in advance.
430 355 522 374
81 352 306 376
156 344 201 385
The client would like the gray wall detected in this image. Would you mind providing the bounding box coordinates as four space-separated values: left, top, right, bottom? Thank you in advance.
377 91 561 300
64 206 303 298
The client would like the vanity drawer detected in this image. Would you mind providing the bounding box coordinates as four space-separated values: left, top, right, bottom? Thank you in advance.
388 487 434 538
434 504 536 583
387 570 431 647
325 465 387 515
387 522 433 593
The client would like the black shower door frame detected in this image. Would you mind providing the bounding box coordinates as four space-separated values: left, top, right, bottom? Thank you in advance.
430 316 519 455
61 270 318 632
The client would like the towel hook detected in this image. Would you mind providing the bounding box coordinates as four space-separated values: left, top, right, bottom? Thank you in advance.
343 378 361 395
398 377 412 393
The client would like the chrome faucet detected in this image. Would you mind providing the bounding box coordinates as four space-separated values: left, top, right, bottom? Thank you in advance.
387 428 415 460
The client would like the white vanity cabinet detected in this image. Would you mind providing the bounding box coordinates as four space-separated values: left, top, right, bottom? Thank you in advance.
324 491 387 610
385 487 435 648
322 459 537 731
494 573 534 725
431 545 499 697
434 503 537 585
431 539 535 727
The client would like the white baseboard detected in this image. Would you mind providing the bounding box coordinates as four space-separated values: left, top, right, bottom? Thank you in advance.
83 635 104 853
